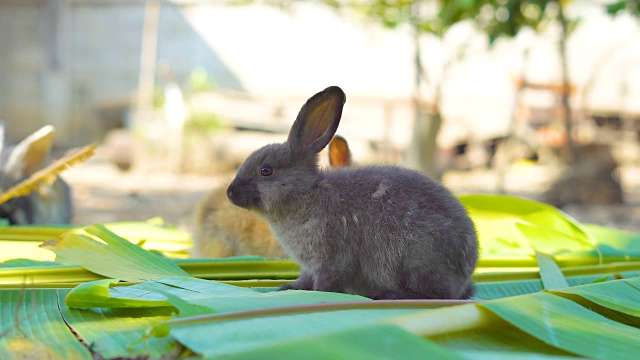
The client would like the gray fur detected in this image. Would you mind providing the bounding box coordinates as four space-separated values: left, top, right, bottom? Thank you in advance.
0 123 73 225
227 86 478 299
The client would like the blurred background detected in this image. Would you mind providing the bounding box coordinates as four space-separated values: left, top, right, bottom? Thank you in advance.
0 0 639 231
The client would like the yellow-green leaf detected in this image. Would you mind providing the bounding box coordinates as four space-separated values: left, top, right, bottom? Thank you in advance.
41 224 189 281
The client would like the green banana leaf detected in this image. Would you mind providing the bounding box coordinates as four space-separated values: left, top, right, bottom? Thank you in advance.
0 219 192 262
0 289 91 359
1 194 639 359
459 194 595 255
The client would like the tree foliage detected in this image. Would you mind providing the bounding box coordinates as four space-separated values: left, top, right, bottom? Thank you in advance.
241 1 559 42
606 0 640 18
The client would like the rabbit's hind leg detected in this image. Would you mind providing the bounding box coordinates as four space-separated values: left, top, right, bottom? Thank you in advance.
459 282 476 299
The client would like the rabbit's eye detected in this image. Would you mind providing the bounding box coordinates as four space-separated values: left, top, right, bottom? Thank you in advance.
260 166 273 176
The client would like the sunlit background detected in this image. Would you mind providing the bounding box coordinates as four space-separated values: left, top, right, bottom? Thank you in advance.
0 0 638 231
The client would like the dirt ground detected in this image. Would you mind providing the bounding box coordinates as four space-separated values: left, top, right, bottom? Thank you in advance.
64 160 218 232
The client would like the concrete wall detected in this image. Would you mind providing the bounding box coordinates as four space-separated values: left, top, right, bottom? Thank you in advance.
0 0 242 146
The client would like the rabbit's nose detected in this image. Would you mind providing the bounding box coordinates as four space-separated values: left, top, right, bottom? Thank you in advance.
227 182 243 205
226 185 235 201
227 180 260 209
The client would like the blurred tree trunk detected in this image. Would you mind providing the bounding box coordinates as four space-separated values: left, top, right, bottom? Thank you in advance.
405 8 442 179
135 0 160 127
407 109 442 178
133 0 161 172
557 1 578 164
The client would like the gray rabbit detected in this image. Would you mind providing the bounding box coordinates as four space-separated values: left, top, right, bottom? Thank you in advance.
227 87 478 299
0 123 73 225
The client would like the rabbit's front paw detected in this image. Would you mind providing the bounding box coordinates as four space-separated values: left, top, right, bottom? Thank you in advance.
279 271 314 291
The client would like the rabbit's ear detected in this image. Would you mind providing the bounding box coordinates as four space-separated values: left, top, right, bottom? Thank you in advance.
328 135 351 168
4 125 55 181
288 86 345 156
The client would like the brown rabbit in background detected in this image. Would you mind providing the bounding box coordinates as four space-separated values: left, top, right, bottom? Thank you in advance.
227 86 478 300
192 135 351 258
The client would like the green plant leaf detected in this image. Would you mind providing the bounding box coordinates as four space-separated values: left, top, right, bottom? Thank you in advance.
0 220 192 263
384 276 640 356
156 274 258 295
481 292 640 358
58 289 179 359
65 276 367 316
229 324 461 360
515 221 594 255
547 277 640 327
41 224 189 281
459 195 595 258
0 259 59 268
64 276 251 309
143 284 213 317
0 258 299 288
0 289 91 359
102 220 192 255
475 279 544 300
585 224 640 258
65 279 171 309
166 308 422 358
431 321 578 357
534 251 569 290
185 289 369 314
